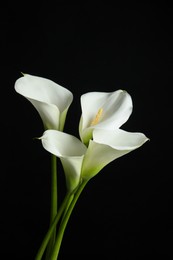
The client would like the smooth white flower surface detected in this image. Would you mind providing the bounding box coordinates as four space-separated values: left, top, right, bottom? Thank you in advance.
79 90 133 145
41 130 87 192
40 128 149 189
81 128 149 179
14 74 73 130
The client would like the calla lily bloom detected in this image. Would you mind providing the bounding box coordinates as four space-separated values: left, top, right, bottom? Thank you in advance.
41 130 87 192
14 74 73 130
81 128 149 179
79 90 132 145
40 128 149 190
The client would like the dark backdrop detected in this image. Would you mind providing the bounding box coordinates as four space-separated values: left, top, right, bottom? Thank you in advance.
1 4 172 259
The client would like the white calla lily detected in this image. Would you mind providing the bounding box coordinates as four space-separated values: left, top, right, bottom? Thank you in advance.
81 128 149 179
79 90 132 145
41 130 87 192
14 74 73 130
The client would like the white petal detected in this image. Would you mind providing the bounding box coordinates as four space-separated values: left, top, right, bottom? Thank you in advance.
93 128 149 150
27 98 60 130
79 116 93 145
80 92 111 130
41 130 87 191
95 90 132 129
41 130 87 157
81 129 149 180
14 74 73 130
14 74 73 112
79 90 132 143
82 140 123 179
60 156 85 192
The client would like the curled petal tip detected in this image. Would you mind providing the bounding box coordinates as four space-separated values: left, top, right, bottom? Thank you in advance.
33 136 42 140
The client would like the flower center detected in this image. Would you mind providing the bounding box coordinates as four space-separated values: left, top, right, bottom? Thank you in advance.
90 108 103 126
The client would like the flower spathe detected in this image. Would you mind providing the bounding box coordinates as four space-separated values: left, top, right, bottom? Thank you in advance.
41 130 87 192
40 128 149 189
81 128 149 179
79 90 133 145
14 74 73 131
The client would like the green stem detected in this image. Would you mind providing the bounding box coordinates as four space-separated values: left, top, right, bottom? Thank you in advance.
60 194 74 223
45 154 58 259
35 192 72 260
50 180 88 260
50 154 58 222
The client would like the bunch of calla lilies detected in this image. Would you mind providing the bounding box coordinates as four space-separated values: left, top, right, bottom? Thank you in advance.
15 74 149 259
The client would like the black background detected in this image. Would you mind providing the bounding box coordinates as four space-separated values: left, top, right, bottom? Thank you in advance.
1 4 172 259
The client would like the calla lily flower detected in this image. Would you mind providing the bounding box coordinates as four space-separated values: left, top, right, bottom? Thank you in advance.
40 128 149 190
41 130 87 192
14 74 73 131
79 90 132 145
81 128 149 179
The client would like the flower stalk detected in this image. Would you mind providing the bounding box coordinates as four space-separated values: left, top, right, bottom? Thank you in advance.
35 191 72 260
45 154 58 259
50 179 88 260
